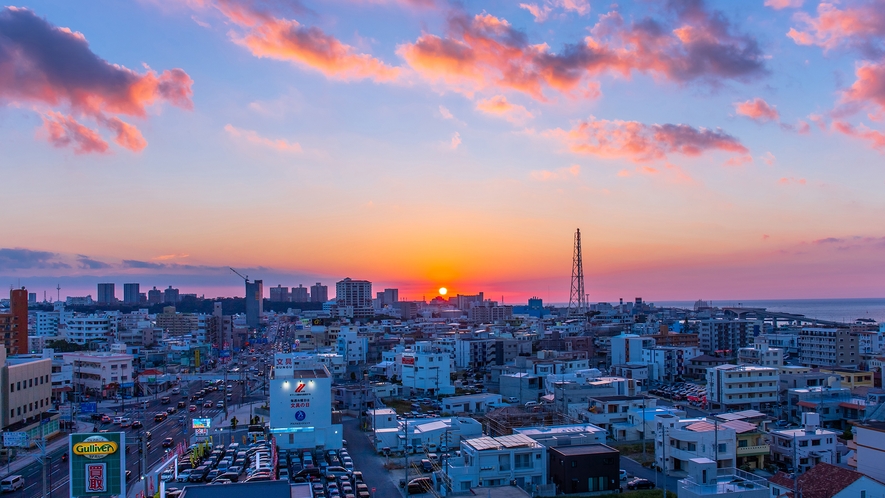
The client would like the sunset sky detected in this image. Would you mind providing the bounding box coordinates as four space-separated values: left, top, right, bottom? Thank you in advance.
1 0 885 303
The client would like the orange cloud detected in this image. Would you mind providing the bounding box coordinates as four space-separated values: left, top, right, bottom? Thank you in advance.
40 112 109 154
213 0 399 82
399 2 765 100
734 97 779 122
545 116 748 163
0 7 193 154
787 2 885 51
764 0 803 10
475 95 534 123
530 164 580 181
224 124 303 152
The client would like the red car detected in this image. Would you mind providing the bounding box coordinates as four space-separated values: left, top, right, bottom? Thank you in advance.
189 405 197 412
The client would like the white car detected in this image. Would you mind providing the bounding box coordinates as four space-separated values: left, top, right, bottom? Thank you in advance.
620 470 628 481
161 470 175 482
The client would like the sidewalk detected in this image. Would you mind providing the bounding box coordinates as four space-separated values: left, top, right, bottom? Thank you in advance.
1 421 91 477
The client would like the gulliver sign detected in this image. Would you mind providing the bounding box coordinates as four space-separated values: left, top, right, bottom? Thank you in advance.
69 433 125 498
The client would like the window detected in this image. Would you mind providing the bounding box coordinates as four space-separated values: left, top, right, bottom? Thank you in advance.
811 439 821 446
9 383 13 393
499 455 511 471
718 444 727 453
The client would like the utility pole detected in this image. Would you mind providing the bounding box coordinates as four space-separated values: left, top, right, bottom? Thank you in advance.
661 425 667 498
38 420 47 498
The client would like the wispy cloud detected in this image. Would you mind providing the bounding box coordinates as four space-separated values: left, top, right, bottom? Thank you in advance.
530 164 580 181
450 131 461 149
224 124 302 152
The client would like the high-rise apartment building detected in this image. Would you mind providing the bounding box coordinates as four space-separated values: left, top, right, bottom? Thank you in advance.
310 282 328 303
122 283 140 304
698 318 756 354
245 280 263 329
799 327 860 368
376 288 399 306
97 283 115 304
0 288 28 355
163 286 180 304
336 278 373 318
147 286 163 305
291 285 309 303
269 285 289 303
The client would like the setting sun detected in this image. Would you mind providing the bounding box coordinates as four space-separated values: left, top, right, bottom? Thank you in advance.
439 287 447 296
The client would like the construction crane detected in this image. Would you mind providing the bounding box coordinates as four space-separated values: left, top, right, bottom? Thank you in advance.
229 267 249 283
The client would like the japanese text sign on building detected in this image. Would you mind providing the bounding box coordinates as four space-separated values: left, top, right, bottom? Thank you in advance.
69 433 125 498
274 353 295 376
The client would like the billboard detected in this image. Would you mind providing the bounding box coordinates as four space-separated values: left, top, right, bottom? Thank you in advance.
3 432 28 447
192 418 211 436
69 432 125 498
269 377 330 429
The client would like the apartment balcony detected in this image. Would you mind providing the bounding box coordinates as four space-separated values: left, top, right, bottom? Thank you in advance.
736 444 769 456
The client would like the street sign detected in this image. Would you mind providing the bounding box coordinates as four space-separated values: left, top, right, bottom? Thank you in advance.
79 402 98 414
69 432 125 498
3 432 28 447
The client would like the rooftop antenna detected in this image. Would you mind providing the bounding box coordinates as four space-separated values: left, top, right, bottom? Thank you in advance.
56 284 61 303
567 228 587 319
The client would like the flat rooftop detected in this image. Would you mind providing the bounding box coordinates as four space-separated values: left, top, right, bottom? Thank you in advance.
515 424 605 436
549 444 618 456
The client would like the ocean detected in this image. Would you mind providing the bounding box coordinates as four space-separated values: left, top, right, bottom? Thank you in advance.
655 298 885 324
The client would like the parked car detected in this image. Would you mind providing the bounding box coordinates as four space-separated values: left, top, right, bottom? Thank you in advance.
619 470 628 481
407 478 432 495
627 478 655 490
176 470 193 482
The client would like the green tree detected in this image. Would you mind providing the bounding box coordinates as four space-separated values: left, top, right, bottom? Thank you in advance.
231 417 238 431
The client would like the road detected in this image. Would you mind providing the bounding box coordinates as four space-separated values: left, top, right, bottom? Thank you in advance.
343 418 400 498
12 352 269 498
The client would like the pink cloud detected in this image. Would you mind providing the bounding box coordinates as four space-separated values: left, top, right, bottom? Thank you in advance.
734 97 779 122
0 7 193 154
99 116 148 152
475 95 534 122
787 2 885 52
439 105 454 119
832 120 885 150
545 116 748 163
399 1 766 101
778 176 807 185
224 124 303 152
450 132 462 149
211 0 399 82
530 164 580 181
764 0 803 10
840 60 885 115
40 112 109 154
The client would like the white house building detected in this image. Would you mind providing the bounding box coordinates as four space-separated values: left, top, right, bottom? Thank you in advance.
655 414 737 473
401 341 454 396
769 412 838 474
446 434 547 492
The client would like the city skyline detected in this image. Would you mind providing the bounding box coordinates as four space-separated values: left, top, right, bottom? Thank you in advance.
2 1 885 302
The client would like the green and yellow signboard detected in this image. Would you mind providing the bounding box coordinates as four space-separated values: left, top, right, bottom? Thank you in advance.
69 432 126 498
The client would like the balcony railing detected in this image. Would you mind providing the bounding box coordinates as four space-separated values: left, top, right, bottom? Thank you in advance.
736 444 770 456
